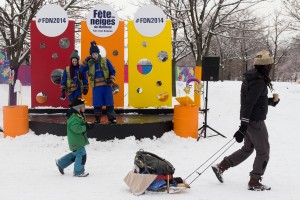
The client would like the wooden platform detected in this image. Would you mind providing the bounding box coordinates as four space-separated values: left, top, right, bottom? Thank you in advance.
29 108 174 140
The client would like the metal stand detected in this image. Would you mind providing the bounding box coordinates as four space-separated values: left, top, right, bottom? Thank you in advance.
197 81 226 140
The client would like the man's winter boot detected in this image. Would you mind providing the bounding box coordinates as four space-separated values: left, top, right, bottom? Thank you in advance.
94 115 101 124
248 177 271 191
108 116 116 124
211 159 230 183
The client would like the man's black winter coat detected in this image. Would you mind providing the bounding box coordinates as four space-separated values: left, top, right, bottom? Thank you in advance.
240 69 268 122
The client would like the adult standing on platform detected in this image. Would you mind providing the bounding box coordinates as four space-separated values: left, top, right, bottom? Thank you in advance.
60 50 88 102
82 41 117 124
211 50 280 191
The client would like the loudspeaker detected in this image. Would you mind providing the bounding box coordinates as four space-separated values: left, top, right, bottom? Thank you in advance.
202 57 220 81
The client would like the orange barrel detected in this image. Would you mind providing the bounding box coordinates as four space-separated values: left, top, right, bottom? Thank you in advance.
3 105 29 138
173 105 199 138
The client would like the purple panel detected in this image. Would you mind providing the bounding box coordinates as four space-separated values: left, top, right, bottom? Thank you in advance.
18 65 31 86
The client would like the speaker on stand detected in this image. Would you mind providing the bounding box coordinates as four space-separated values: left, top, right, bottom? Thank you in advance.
198 57 226 140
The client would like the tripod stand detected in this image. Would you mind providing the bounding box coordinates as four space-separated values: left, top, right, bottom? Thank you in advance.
197 81 226 140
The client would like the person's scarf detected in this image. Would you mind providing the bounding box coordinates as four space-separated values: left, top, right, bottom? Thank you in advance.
256 66 274 92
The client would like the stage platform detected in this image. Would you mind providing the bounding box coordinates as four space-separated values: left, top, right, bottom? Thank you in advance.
29 108 174 140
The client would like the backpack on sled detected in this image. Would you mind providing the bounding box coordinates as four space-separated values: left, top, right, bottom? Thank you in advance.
123 150 190 195
134 149 175 175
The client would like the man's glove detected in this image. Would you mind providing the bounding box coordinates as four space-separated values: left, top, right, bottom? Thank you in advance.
85 122 95 130
234 122 248 143
60 90 66 101
83 88 88 95
268 97 280 107
111 83 120 94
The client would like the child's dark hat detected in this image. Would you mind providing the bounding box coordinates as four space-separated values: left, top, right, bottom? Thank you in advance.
69 98 86 107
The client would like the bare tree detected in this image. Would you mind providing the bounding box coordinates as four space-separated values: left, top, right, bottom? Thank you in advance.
177 0 267 67
276 36 300 82
234 16 266 77
263 10 292 81
283 0 300 29
198 7 268 80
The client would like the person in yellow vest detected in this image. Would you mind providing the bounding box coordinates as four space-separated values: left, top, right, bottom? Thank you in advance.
81 41 117 124
60 50 88 102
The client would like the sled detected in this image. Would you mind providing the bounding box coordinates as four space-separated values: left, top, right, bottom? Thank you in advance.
124 172 190 195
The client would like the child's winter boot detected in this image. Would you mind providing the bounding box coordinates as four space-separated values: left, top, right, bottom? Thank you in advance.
74 171 89 177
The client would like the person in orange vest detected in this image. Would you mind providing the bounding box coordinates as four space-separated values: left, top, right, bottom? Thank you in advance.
60 50 88 102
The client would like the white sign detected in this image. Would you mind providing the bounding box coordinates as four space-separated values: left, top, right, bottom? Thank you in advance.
86 4 119 37
35 4 69 37
134 5 166 37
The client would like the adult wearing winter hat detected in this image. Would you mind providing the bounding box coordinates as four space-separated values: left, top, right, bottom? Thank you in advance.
211 50 280 191
81 41 117 124
56 98 93 177
60 50 89 102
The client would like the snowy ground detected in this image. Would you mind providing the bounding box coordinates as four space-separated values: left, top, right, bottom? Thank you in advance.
0 81 300 200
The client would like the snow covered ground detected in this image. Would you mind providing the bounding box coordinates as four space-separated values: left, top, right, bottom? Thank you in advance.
0 81 300 200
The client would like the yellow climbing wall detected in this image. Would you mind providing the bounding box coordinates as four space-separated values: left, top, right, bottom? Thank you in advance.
128 20 172 107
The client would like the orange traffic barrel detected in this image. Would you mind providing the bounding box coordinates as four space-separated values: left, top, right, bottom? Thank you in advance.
3 105 29 138
173 105 199 138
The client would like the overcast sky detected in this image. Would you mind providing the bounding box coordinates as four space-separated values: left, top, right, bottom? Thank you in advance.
111 0 140 20
0 0 284 20
110 0 284 20
251 0 283 16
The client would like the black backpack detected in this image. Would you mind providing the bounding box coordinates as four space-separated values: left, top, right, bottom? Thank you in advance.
134 150 175 175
